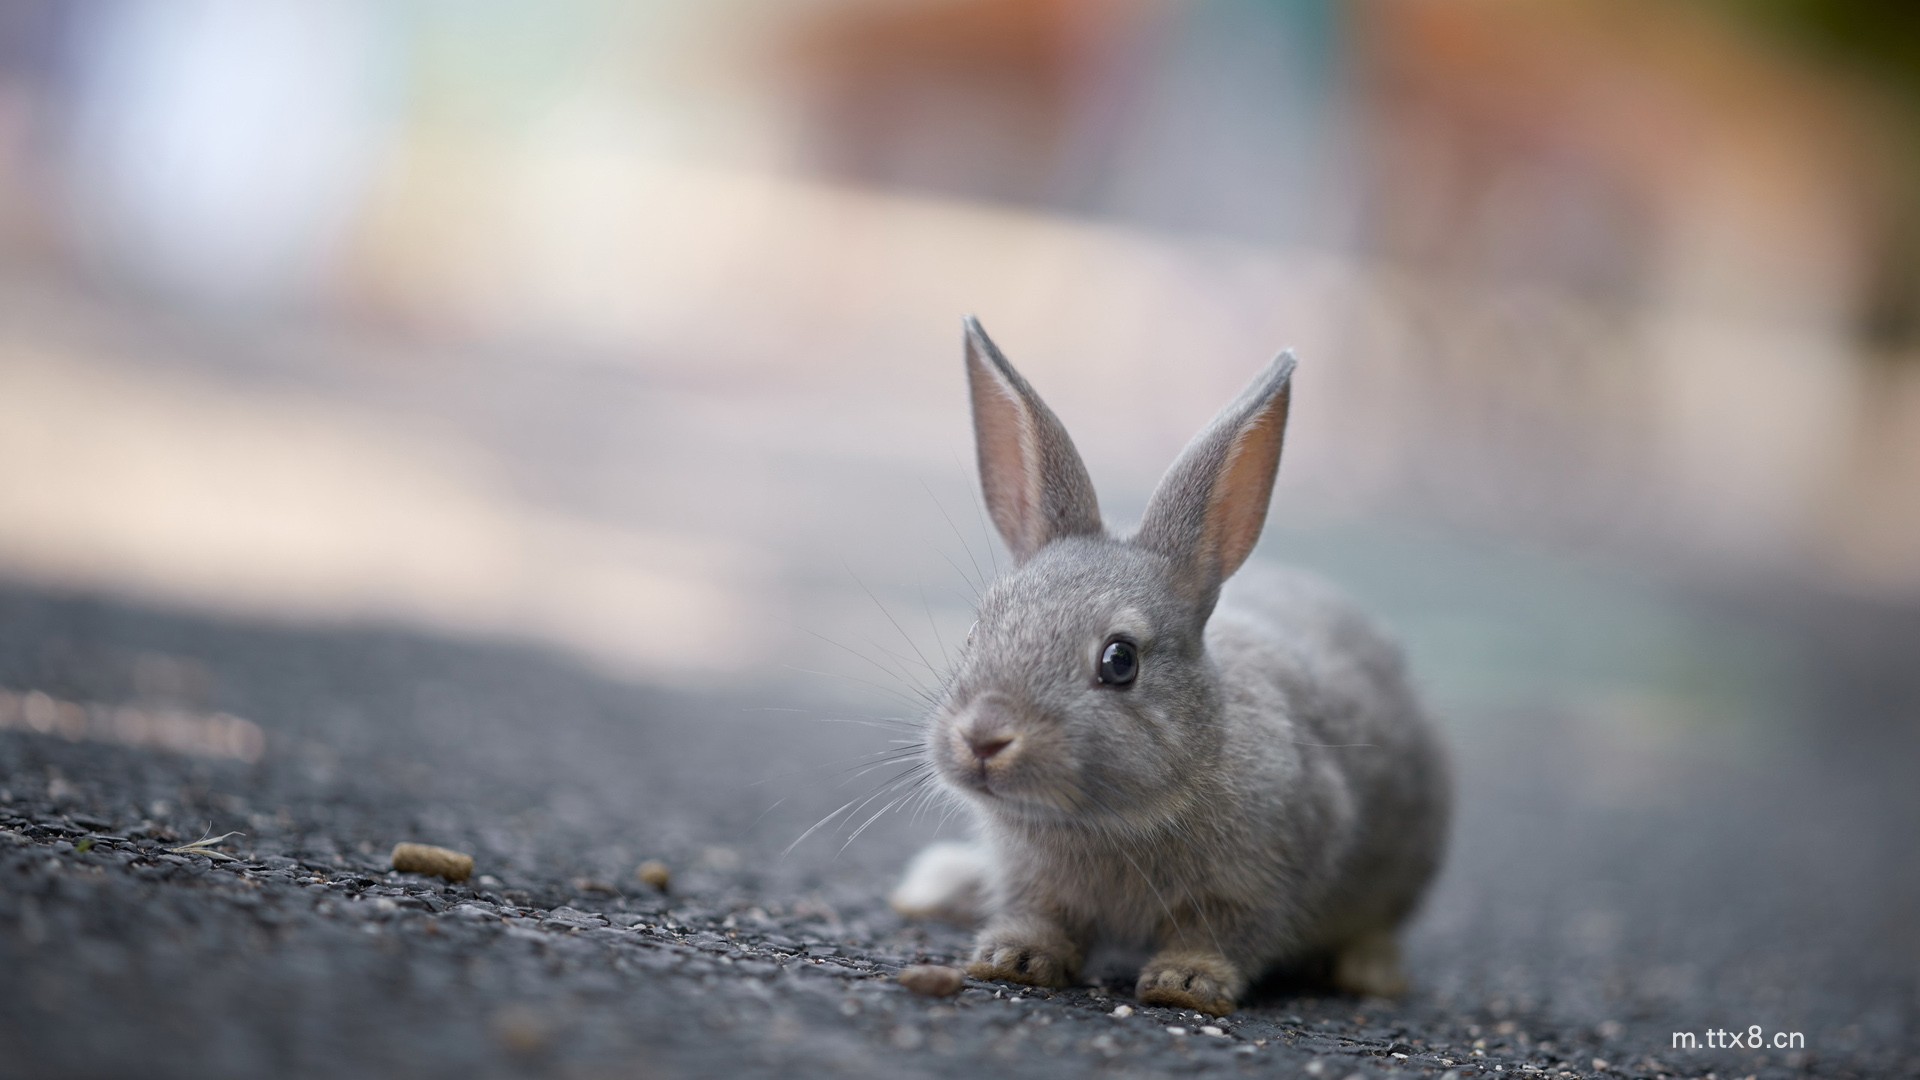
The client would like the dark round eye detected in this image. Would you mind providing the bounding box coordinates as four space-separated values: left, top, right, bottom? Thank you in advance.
1098 638 1139 686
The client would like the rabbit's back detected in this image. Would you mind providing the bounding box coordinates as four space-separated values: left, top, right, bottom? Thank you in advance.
1209 563 1451 946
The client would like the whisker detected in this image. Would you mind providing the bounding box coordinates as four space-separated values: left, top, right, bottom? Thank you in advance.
1118 845 1184 941
960 456 1000 579
743 742 926 789
788 621 931 700
783 763 928 857
845 564 943 687
935 802 965 836
934 550 984 601
919 584 951 670
741 706 920 734
896 763 949 825
778 664 928 713
1178 879 1229 962
788 705 927 727
841 771 937 850
905 778 947 827
834 750 930 783
826 764 934 848
817 717 922 733
922 477 986 593
735 796 787 840
1284 741 1377 749
860 633 940 682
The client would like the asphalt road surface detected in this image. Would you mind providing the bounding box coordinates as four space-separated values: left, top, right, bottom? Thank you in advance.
0 582 1914 1079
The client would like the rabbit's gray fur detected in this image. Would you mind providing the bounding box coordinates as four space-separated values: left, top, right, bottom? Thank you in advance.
893 318 1450 1015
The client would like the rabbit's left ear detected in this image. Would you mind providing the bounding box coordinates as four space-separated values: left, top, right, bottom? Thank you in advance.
964 316 1104 564
1134 352 1296 611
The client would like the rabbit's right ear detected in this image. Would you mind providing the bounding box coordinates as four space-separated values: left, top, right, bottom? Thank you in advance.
964 317 1104 564
1134 351 1296 614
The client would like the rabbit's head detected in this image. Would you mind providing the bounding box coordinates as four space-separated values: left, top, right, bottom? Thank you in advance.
930 317 1296 827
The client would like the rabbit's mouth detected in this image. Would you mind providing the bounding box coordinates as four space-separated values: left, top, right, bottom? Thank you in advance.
939 749 1089 820
935 743 1026 804
947 769 1033 811
938 752 1003 797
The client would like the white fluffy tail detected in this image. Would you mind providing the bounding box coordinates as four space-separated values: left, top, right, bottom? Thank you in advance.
889 840 991 925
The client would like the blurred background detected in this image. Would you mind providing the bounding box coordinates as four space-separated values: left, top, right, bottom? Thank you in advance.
2 4 1918 1061
1 1 1918 783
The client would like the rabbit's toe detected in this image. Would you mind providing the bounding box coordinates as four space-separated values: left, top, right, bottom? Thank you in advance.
966 939 1073 988
1136 953 1242 1016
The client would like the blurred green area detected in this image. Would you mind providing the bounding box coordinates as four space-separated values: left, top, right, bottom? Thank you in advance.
1723 0 1920 349
1732 0 1920 111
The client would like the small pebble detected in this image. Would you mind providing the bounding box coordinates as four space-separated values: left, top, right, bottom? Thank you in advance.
390 842 473 883
636 859 671 892
1166 1026 1188 1036
897 964 966 998
1200 1025 1225 1037
1110 1004 1133 1018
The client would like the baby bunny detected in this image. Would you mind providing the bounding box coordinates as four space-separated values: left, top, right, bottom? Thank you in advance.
891 318 1450 1016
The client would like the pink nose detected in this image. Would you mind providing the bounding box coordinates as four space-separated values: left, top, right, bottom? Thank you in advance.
966 732 1014 762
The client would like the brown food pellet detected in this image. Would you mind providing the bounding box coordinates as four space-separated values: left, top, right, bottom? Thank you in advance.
391 842 474 883
636 859 671 892
897 964 966 998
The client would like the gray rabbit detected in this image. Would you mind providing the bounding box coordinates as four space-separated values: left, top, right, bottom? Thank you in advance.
890 318 1451 1016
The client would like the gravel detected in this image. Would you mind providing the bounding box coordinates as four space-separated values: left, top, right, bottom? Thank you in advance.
0 583 1915 1079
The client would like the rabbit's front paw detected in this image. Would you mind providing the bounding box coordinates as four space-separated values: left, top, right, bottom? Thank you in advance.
1136 951 1243 1016
966 932 1076 988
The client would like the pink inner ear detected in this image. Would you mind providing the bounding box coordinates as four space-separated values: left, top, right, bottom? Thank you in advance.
973 368 1042 558
1204 393 1287 580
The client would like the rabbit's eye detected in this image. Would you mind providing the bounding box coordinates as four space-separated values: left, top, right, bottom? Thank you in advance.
1098 638 1139 686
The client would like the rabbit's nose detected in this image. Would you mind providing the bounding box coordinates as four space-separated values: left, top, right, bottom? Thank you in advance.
966 732 1015 762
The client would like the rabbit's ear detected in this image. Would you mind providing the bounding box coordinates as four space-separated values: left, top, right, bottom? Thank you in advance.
1135 352 1297 609
964 316 1104 564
